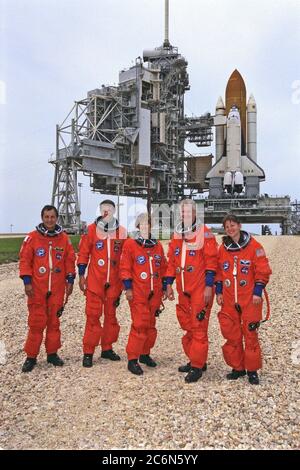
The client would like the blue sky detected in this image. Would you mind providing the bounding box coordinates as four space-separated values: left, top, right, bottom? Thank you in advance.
0 0 300 233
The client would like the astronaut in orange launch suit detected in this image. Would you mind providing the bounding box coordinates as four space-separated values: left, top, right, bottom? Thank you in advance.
78 200 127 367
19 205 76 373
216 214 272 385
120 213 167 376
165 199 218 383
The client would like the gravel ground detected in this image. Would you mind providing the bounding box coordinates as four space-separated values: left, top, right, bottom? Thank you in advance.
0 236 299 450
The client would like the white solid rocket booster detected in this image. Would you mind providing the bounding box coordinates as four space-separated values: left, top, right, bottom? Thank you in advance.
247 94 257 162
215 96 225 161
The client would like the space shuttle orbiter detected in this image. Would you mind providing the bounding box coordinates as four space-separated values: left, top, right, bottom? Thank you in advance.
206 70 265 198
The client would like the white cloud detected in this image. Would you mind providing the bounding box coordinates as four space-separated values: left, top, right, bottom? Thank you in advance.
0 80 6 105
1 0 300 231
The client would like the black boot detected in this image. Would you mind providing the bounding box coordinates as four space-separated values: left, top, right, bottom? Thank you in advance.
185 367 202 383
139 354 157 367
47 353 64 367
101 349 121 361
82 354 93 368
22 357 37 373
128 359 143 376
178 362 207 373
226 369 246 380
247 370 259 385
178 362 191 373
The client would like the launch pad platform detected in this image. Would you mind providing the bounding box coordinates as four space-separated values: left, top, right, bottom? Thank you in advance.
203 195 299 234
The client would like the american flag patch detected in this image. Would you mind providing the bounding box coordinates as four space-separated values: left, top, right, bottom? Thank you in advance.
256 248 265 257
204 231 214 238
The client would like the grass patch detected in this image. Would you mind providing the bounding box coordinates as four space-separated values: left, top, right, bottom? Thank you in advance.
0 238 23 264
70 235 80 251
0 235 81 265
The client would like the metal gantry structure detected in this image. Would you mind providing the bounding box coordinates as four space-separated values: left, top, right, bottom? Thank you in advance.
50 0 300 235
50 1 214 232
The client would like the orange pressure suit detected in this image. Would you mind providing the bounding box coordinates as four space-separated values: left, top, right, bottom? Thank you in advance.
19 225 76 358
77 220 127 354
165 225 218 369
119 238 167 360
216 231 272 371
